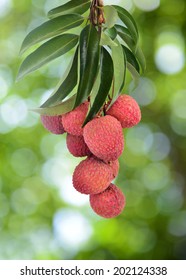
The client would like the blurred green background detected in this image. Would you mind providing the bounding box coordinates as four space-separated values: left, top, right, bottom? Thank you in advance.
0 0 186 260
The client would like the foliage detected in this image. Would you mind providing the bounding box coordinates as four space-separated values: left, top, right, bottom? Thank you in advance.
17 0 145 121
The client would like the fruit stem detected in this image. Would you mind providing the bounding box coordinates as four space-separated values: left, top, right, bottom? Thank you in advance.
89 0 105 29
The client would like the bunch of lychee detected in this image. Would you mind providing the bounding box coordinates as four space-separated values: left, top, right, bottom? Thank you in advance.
40 94 141 218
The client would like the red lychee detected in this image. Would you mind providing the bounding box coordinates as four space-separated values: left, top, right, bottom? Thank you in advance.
106 94 141 128
40 115 65 134
83 115 124 162
62 101 89 136
66 133 91 157
89 183 125 218
72 156 118 195
108 159 119 178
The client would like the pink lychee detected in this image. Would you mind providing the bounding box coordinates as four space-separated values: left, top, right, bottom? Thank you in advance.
40 115 65 134
72 156 118 195
62 101 89 136
106 94 141 128
89 183 126 218
83 115 124 162
66 133 91 157
108 159 119 178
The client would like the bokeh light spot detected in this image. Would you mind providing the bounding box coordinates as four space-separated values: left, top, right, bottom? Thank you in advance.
170 90 186 135
141 163 170 190
59 176 89 207
53 209 92 252
0 96 28 130
104 0 133 11
0 0 12 17
133 0 160 11
42 154 88 206
170 114 186 136
155 44 185 74
11 148 38 177
126 124 153 155
0 76 8 100
42 155 78 186
40 134 64 159
157 184 184 214
170 90 186 119
11 188 38 216
129 77 157 106
147 132 171 161
22 176 50 204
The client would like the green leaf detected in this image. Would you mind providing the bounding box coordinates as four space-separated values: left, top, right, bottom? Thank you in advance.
113 5 139 43
115 24 136 52
110 39 126 103
20 14 84 55
127 62 140 86
115 25 146 73
89 68 101 104
104 5 118 29
32 94 76 116
17 34 78 81
74 24 100 108
105 26 117 40
48 0 90 19
121 44 140 89
40 46 79 108
100 32 117 47
122 45 140 73
136 46 146 73
84 47 114 125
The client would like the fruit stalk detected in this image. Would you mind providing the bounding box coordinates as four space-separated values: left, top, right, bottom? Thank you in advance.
90 0 105 27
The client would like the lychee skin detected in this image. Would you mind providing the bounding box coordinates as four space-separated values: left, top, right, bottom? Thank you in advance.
90 183 125 218
83 115 124 162
108 159 119 178
106 94 141 128
62 101 89 136
66 133 91 157
72 156 118 195
40 115 65 134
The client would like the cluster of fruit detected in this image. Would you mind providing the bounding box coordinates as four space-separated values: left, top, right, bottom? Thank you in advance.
41 94 141 218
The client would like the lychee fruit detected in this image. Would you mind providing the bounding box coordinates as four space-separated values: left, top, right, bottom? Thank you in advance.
72 156 118 195
89 183 126 218
66 133 91 157
40 114 65 134
62 101 89 136
106 94 141 128
108 159 119 178
83 115 124 162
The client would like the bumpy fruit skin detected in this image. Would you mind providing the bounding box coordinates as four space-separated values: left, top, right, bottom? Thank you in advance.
90 183 125 218
109 159 119 178
40 115 65 134
66 133 91 157
72 156 118 194
62 101 89 136
83 115 124 162
106 94 141 128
